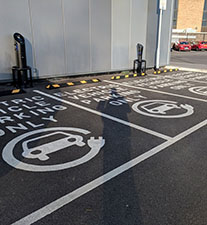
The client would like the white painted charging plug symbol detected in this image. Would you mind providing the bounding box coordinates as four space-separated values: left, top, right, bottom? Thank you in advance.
87 137 105 149
22 132 105 162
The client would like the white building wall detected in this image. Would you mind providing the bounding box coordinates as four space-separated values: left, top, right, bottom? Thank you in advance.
91 0 111 72
30 0 66 78
0 0 173 81
0 0 33 80
63 0 90 74
111 0 131 70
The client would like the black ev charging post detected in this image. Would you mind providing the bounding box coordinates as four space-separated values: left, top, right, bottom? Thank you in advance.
14 33 27 68
12 33 32 88
133 43 146 75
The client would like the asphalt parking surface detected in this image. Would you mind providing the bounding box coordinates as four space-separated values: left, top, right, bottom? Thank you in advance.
170 50 207 70
0 70 207 225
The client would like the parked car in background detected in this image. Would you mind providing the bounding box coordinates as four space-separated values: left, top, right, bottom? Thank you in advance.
172 41 191 51
191 41 207 51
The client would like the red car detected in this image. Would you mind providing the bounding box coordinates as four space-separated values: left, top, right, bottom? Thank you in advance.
191 41 207 51
173 41 191 51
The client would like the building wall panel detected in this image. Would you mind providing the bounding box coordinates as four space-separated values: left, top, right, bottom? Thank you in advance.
146 0 173 68
30 0 66 77
160 0 174 65
0 0 174 81
91 0 111 72
112 0 130 70
130 0 148 67
63 0 90 74
145 0 158 68
0 0 33 81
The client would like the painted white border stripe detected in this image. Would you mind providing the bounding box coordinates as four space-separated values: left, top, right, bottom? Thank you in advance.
12 119 207 225
104 80 207 103
33 90 171 141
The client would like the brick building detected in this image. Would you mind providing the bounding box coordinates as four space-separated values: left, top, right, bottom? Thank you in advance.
173 0 207 32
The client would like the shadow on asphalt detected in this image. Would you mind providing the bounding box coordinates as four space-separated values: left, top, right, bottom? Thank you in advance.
97 88 144 225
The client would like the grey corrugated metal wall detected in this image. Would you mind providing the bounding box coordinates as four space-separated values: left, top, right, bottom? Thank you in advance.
0 0 33 81
0 0 173 81
64 0 91 74
145 0 174 68
30 0 66 77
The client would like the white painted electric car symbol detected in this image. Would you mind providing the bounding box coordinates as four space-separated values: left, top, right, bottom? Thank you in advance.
22 132 85 161
141 102 180 115
189 86 207 96
2 127 105 172
132 100 194 118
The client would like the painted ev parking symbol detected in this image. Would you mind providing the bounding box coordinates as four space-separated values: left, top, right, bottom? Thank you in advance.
132 100 194 118
2 127 105 172
189 86 207 96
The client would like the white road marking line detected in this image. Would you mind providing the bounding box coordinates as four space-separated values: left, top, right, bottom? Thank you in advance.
33 90 171 141
104 80 207 103
173 119 207 140
12 119 207 225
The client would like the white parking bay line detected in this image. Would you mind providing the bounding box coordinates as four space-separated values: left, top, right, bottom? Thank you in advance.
104 80 207 103
33 90 171 141
12 119 207 225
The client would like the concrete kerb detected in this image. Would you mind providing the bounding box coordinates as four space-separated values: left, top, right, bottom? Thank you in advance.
165 66 207 74
153 68 179 75
0 89 26 96
46 78 101 90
